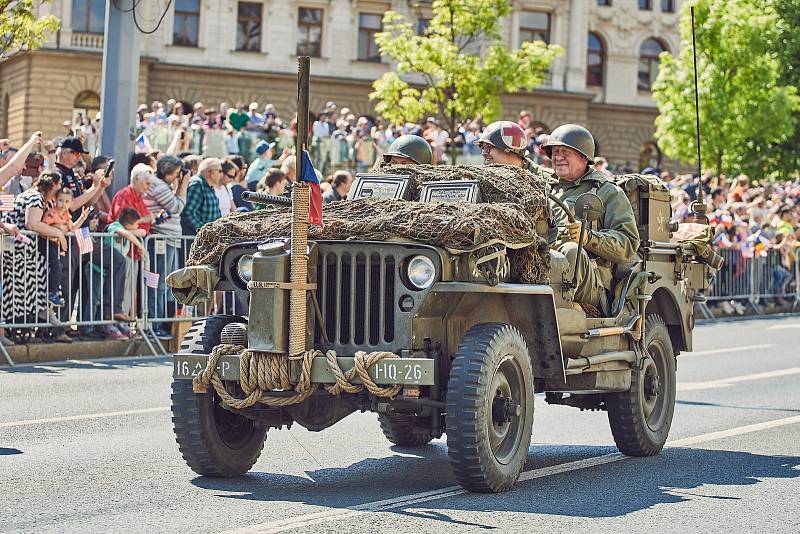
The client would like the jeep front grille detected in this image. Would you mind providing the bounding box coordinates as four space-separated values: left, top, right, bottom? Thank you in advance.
315 247 396 349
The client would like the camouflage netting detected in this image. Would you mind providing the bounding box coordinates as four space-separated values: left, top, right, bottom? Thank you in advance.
188 165 552 283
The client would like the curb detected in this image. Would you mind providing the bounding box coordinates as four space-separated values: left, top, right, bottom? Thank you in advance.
3 339 154 365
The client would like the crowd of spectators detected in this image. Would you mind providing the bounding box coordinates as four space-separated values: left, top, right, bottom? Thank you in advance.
2 99 799 346
662 170 800 313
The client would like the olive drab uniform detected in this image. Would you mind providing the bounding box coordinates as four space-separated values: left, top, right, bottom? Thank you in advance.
550 168 639 308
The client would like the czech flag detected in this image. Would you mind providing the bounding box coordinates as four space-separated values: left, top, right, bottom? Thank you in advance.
300 150 323 226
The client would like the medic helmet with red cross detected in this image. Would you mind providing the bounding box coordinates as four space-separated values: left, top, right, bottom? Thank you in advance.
476 120 528 158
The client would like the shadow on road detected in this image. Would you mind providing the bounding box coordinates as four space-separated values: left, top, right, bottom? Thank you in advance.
0 356 171 375
191 445 799 524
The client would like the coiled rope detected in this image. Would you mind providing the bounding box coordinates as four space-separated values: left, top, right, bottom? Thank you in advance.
192 344 403 408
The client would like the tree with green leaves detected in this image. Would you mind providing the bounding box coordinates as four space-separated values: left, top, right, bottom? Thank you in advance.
370 0 561 160
759 0 800 178
0 0 60 61
652 0 800 178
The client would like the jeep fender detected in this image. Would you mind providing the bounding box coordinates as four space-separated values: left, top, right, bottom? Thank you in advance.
413 282 565 383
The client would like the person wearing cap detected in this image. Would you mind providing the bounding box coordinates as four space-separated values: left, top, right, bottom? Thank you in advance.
382 134 432 165
545 124 639 309
245 140 276 191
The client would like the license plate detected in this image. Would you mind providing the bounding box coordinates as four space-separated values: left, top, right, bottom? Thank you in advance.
173 354 240 380
173 354 435 386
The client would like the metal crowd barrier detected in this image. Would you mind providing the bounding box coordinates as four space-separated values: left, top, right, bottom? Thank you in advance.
698 248 800 319
0 230 245 365
138 234 246 356
5 229 800 366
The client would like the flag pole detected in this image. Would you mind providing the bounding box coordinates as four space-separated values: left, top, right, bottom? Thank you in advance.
288 57 311 362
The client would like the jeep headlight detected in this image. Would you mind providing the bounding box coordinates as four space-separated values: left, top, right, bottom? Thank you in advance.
407 255 436 289
237 254 253 283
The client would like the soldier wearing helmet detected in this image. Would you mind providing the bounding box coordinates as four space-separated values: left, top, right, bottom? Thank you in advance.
383 134 433 165
476 121 529 167
477 120 555 182
545 124 639 309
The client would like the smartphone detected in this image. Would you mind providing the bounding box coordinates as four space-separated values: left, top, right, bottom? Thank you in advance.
180 131 185 140
106 159 116 176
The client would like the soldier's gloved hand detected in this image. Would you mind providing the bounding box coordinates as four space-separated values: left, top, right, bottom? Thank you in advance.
565 221 591 245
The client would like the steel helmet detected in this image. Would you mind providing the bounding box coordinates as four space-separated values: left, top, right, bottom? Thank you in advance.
542 124 595 161
383 134 433 164
476 121 528 158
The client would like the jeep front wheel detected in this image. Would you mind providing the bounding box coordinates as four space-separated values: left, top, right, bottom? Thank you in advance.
446 323 534 493
171 318 268 476
606 314 676 456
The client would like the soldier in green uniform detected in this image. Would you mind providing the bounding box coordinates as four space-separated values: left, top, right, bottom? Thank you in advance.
383 135 433 165
544 124 639 308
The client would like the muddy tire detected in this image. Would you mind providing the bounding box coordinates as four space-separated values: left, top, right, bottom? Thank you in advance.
377 413 433 447
446 323 534 493
171 317 267 476
606 314 676 456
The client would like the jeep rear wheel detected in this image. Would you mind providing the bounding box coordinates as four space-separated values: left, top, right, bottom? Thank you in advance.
606 314 676 456
171 317 268 476
446 323 534 493
377 413 433 447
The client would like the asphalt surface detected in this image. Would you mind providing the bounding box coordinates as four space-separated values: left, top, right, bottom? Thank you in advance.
2 316 799 533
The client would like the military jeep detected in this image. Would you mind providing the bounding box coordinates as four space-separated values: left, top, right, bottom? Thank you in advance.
170 171 714 493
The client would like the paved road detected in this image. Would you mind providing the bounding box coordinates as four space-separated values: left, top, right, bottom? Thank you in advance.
2 316 799 533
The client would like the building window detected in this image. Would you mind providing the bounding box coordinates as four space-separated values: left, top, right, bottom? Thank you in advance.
587 32 604 87
357 13 382 62
519 11 550 44
661 0 675 12
236 2 262 52
639 0 653 9
173 0 201 47
297 7 323 57
596 0 612 5
638 38 666 91
72 0 105 34
73 90 101 124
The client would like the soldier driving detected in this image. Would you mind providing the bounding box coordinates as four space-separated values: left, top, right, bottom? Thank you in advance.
382 134 433 165
545 124 639 309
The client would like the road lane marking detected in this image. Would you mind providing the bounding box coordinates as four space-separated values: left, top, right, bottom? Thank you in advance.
0 407 170 428
668 415 800 447
682 344 775 357
220 414 800 534
766 323 800 330
678 367 800 391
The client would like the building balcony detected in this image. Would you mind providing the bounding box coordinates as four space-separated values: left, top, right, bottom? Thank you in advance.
70 32 104 50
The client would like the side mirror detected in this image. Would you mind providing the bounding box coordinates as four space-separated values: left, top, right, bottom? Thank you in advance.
573 193 604 223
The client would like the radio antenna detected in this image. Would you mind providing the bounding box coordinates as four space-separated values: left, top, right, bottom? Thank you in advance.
689 6 709 224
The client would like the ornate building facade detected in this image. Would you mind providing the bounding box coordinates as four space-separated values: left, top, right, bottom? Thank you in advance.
0 0 682 169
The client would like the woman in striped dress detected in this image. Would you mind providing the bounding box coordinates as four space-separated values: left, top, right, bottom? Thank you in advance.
1 172 65 330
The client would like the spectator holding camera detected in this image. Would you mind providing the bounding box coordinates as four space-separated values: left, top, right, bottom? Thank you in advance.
143 155 189 339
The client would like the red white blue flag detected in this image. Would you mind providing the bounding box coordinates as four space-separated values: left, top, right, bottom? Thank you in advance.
300 150 323 226
75 227 94 255
0 194 14 212
143 269 160 289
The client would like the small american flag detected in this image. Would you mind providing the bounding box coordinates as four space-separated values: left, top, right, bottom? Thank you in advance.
75 227 94 255
0 194 14 212
143 269 160 289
